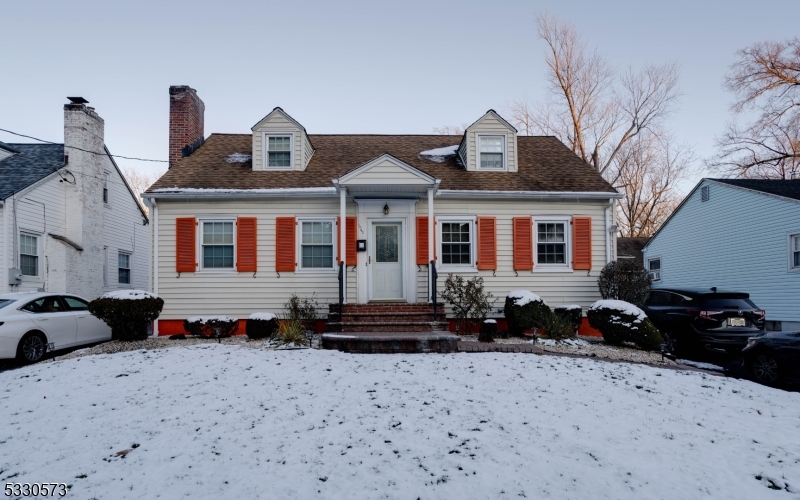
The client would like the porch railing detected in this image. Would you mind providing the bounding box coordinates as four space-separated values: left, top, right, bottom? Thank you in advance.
338 261 344 319
430 260 438 321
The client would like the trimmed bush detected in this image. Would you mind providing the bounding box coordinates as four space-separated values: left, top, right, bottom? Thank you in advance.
184 316 239 339
246 312 278 340
597 260 652 307
478 319 497 343
538 310 576 342
554 305 583 335
587 300 663 351
88 290 164 341
440 274 496 335
504 290 551 336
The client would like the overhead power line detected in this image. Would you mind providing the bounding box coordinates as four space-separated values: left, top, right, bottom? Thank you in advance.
0 128 168 163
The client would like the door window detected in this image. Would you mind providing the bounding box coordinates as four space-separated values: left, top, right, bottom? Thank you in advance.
375 225 399 263
22 296 66 313
62 296 90 311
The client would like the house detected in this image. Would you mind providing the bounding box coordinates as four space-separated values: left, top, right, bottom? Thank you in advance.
143 86 622 336
643 178 800 331
617 237 649 267
0 98 150 299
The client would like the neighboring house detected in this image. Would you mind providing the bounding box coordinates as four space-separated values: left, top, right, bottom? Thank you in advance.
617 237 648 267
0 98 150 299
643 178 800 331
143 86 622 335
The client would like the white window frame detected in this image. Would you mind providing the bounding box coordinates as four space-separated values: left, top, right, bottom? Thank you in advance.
19 232 41 278
296 217 337 273
197 217 237 273
532 216 572 272
647 256 662 281
118 251 132 286
437 216 477 272
475 133 508 171
103 171 111 205
789 233 800 271
262 131 295 170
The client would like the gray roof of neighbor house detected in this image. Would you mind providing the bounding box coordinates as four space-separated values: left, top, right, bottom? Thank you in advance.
0 143 65 200
616 237 649 267
710 178 800 201
148 134 618 194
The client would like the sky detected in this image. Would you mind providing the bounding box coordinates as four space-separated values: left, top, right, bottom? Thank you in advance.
2 0 799 193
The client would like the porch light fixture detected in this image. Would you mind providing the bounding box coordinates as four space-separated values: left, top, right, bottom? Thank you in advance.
383 203 390 215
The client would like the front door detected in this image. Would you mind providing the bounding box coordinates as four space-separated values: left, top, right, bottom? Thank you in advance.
371 222 403 300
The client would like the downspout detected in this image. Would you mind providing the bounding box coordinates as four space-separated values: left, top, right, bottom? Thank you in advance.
604 198 614 264
150 198 159 336
1 199 6 292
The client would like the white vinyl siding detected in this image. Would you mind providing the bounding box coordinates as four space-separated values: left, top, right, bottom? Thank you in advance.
644 180 800 324
251 108 314 171
465 111 518 172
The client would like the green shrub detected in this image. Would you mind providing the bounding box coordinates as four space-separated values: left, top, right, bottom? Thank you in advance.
88 291 164 341
597 260 652 307
539 310 577 342
273 318 309 347
246 312 278 339
478 319 497 343
554 305 583 335
504 290 551 336
440 274 496 335
183 316 239 339
587 300 663 351
285 293 319 331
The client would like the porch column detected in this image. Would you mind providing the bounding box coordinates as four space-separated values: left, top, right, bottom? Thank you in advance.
427 187 434 302
340 186 347 303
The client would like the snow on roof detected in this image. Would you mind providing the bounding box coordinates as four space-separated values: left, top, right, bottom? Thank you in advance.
249 312 277 321
507 290 547 306
419 145 459 163
102 290 158 300
225 153 252 163
589 300 647 321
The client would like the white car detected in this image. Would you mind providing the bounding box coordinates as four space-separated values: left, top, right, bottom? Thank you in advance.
0 292 111 363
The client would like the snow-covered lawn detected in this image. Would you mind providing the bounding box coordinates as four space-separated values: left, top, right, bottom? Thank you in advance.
1 345 799 499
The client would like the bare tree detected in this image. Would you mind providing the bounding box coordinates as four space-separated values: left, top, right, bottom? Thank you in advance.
507 12 681 180
432 123 469 135
709 38 800 179
120 165 165 214
613 131 694 237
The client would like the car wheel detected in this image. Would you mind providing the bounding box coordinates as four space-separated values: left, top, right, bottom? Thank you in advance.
751 352 782 386
16 332 47 364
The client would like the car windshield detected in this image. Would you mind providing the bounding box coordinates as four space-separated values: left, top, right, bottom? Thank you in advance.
0 299 15 310
700 298 758 310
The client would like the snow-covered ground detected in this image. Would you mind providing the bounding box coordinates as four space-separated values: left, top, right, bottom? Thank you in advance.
1 345 798 499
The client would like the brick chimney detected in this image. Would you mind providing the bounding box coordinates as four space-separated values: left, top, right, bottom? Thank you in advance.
169 86 205 169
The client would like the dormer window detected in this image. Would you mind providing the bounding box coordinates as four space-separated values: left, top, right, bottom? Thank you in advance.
267 135 292 168
479 135 505 170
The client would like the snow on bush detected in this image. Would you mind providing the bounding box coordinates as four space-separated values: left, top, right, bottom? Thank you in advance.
102 290 157 300
587 300 662 351
478 319 498 343
419 145 459 162
88 293 164 341
504 290 550 336
246 312 278 340
184 316 239 339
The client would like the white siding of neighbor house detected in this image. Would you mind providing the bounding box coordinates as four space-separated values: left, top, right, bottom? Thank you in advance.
643 180 800 327
251 109 313 171
464 112 518 172
153 197 610 321
416 198 609 316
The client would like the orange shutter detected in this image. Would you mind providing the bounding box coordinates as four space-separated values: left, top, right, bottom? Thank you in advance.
336 216 357 266
175 217 196 272
513 216 533 271
416 216 438 265
476 217 497 270
236 217 257 272
572 216 592 270
275 217 296 272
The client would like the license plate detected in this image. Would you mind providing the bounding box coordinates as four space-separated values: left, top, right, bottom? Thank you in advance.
728 317 746 327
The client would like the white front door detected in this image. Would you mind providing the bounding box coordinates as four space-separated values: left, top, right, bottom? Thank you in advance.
371 222 404 300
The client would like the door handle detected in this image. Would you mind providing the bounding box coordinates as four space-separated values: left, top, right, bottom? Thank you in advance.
76 315 86 319
38 318 49 321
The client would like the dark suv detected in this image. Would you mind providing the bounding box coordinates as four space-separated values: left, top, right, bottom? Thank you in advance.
641 288 766 355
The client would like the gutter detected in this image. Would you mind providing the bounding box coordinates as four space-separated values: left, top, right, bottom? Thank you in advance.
436 190 623 201
143 187 338 201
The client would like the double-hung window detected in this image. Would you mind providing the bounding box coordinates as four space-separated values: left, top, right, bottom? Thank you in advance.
648 258 662 281
791 234 800 270
20 234 38 276
202 221 234 269
479 136 504 170
267 135 292 168
535 220 569 267
300 220 334 269
118 252 131 284
440 220 473 266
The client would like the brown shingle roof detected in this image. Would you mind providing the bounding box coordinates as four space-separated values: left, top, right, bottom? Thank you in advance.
148 134 617 193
